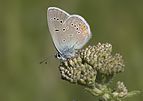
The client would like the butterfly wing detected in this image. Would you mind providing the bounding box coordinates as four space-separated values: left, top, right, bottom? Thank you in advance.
47 7 91 59
61 15 91 50
47 7 70 53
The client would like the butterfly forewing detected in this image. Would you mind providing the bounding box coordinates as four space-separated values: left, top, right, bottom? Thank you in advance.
47 7 70 53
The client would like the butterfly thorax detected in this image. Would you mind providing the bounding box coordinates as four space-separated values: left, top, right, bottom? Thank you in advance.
55 46 76 60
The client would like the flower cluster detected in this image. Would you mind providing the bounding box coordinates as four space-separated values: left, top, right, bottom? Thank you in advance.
59 43 124 87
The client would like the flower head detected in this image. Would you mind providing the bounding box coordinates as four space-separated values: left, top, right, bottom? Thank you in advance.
59 43 125 87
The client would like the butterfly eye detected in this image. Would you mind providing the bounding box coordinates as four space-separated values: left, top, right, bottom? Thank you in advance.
76 27 79 30
55 53 61 59
53 17 56 20
57 18 59 20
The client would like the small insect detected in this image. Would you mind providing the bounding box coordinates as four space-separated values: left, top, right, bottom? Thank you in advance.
47 7 92 60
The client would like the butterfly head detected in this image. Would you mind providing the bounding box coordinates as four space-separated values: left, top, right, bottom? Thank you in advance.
55 46 77 60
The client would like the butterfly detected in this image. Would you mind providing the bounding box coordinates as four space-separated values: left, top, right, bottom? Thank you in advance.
47 7 91 60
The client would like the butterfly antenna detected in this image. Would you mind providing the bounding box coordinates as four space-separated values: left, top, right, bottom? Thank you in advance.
40 57 48 64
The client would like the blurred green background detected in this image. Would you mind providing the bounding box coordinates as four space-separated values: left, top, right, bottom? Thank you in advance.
0 0 143 101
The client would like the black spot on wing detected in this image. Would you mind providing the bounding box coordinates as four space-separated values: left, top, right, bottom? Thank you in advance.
55 29 59 32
